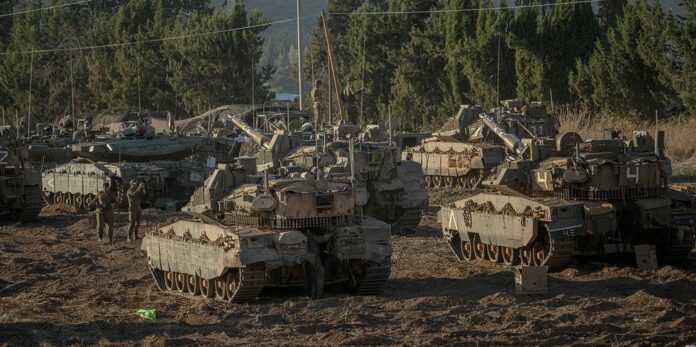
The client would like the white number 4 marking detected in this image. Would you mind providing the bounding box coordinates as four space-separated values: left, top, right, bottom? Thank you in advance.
626 166 639 184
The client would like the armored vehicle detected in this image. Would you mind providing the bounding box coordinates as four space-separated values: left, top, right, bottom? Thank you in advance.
439 113 696 270
404 100 558 189
0 126 43 221
70 133 205 162
141 165 392 302
42 160 209 210
233 119 429 232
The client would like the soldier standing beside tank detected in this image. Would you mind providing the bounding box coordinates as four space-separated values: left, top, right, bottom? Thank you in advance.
127 180 146 242
96 182 115 243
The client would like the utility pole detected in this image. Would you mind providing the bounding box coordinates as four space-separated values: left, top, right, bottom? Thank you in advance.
296 0 304 110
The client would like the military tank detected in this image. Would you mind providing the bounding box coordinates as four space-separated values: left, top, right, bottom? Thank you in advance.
0 126 43 221
42 160 208 210
70 132 205 162
404 100 558 189
227 116 428 233
141 165 392 302
439 113 696 270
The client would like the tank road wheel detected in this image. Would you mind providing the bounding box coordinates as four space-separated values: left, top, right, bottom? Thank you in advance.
63 193 73 206
174 273 188 293
433 176 443 188
73 193 83 209
424 176 433 188
502 246 520 266
55 192 64 205
224 270 240 302
84 194 96 210
186 274 201 296
215 274 228 301
466 171 482 190
532 241 549 266
164 271 175 291
473 234 487 260
520 246 533 266
487 244 501 263
43 191 54 205
200 278 215 298
457 176 468 189
444 177 454 188
460 233 475 261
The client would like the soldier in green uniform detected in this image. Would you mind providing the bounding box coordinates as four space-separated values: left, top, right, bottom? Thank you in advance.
96 182 115 243
127 180 146 241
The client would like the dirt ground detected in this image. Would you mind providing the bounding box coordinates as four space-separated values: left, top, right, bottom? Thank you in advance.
2 194 696 346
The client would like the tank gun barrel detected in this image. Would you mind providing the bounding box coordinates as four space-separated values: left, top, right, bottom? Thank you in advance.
479 113 526 157
227 114 272 150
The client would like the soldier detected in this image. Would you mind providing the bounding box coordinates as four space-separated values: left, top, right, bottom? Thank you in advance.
341 78 356 124
96 182 115 243
127 180 146 241
310 79 322 124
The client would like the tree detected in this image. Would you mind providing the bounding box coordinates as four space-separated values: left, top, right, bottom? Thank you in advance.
569 1 678 115
166 4 273 115
510 0 600 103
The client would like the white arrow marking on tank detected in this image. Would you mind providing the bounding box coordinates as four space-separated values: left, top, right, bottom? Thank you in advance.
47 178 54 189
448 210 458 231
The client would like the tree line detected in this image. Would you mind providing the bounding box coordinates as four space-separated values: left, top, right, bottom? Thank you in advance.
1 0 694 130
306 0 696 130
0 0 273 123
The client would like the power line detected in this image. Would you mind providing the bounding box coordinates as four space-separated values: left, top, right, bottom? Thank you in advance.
329 0 604 16
0 16 313 56
0 0 91 18
0 0 603 56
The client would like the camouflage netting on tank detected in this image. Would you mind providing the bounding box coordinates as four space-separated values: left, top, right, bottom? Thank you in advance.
449 200 548 228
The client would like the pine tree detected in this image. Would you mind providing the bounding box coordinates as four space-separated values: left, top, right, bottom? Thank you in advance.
569 1 677 114
511 0 599 104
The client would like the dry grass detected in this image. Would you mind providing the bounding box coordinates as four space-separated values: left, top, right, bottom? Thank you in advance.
557 110 696 178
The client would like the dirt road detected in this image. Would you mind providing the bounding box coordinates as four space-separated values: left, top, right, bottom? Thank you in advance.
1 203 696 346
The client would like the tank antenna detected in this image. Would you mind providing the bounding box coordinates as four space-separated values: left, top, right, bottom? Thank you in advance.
549 88 555 115
496 35 501 108
349 136 355 185
28 52 33 138
70 54 75 132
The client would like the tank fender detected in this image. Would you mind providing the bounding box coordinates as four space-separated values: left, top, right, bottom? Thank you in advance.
142 235 233 279
440 207 538 248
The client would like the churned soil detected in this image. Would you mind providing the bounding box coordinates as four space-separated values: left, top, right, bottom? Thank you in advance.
1 192 696 346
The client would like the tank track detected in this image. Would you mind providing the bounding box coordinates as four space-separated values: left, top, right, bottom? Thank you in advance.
660 234 696 264
394 208 423 230
18 185 44 222
448 230 576 271
351 260 391 295
543 238 576 271
150 263 266 303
